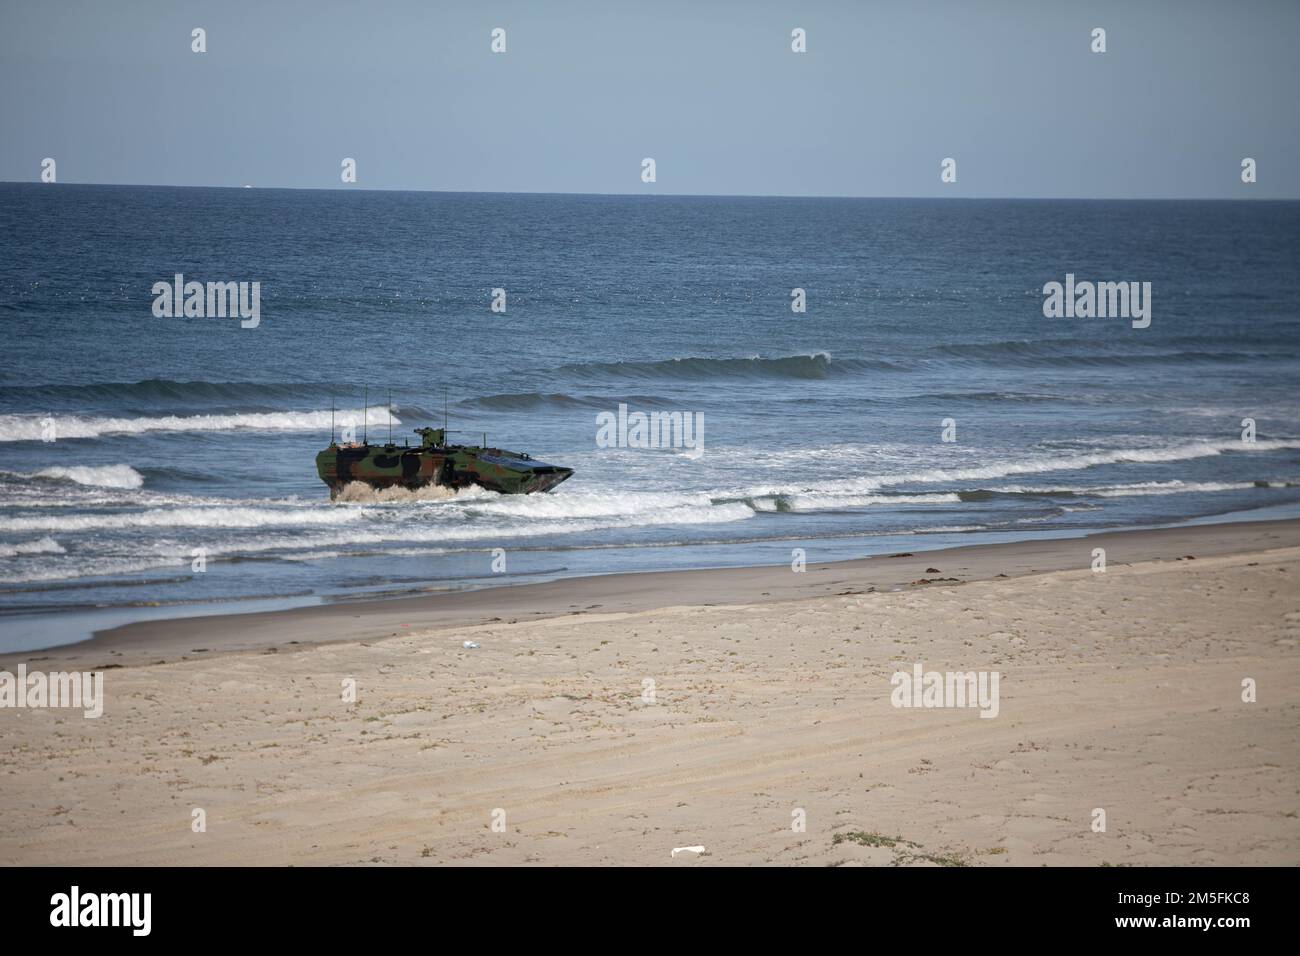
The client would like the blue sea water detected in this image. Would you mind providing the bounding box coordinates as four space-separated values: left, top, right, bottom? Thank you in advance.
1 183 1299 649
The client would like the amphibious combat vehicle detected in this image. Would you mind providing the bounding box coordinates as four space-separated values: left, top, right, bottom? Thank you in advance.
316 426 573 499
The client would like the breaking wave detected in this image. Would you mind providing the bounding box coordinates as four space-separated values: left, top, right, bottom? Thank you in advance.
0 407 396 442
0 506 366 533
2 464 146 489
0 537 65 558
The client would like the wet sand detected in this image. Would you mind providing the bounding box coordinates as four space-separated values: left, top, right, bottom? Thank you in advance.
10 517 1300 670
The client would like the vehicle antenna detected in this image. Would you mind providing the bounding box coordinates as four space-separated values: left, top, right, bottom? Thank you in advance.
443 386 448 432
363 386 368 445
387 389 392 444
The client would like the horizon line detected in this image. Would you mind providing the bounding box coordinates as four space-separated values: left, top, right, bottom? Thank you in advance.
1 180 1292 203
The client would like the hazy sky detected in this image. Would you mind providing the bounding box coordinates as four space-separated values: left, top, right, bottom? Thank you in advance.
2 0 1296 198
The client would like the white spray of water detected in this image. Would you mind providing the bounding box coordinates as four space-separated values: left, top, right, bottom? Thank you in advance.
332 481 462 504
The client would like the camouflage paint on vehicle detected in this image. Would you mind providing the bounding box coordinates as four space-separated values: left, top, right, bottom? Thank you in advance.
315 426 573 498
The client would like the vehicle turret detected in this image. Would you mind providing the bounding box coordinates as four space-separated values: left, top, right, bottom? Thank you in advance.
415 427 446 448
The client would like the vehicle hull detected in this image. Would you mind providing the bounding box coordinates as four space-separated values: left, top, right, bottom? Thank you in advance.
316 442 573 498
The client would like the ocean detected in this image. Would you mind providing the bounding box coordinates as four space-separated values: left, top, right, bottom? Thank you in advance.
2 183 1299 650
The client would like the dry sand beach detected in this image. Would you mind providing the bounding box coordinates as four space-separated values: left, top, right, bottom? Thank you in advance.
2 519 1298 866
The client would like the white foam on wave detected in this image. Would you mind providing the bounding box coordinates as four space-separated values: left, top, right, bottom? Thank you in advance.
1 464 146 489
0 407 393 442
5 436 1294 586
36 464 145 489
0 505 366 534
0 536 66 558
740 438 1300 499
896 439 1300 485
990 479 1268 497
276 501 757 550
788 492 962 511
459 490 716 520
1083 480 1257 497
0 556 179 585
0 500 757 584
